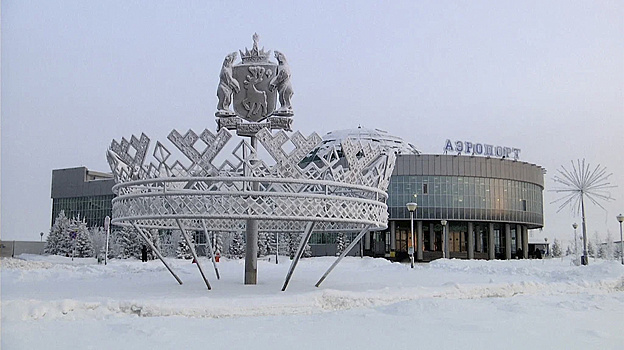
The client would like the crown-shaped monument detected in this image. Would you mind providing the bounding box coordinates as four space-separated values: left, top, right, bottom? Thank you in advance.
239 33 271 64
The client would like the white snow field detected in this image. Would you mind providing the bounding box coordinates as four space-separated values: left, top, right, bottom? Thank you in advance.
2 254 623 350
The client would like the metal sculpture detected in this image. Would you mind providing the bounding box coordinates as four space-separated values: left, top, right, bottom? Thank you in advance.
106 34 396 291
552 159 615 265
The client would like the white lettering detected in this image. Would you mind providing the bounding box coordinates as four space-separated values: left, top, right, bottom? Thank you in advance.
444 140 521 160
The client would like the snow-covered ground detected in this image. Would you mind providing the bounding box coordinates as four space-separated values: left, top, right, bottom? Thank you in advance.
2 254 623 349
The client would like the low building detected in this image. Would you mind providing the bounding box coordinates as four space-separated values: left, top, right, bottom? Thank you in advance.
51 167 115 228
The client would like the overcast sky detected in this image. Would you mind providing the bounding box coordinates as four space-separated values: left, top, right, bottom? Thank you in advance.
2 1 623 245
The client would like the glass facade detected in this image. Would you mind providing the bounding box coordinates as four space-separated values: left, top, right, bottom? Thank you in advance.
52 195 114 228
387 175 543 227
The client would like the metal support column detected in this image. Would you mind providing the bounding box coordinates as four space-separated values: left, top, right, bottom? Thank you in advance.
429 223 435 251
281 222 316 291
516 224 522 258
390 221 396 251
131 222 183 285
416 221 423 261
505 224 511 260
176 219 211 290
467 222 474 260
201 220 220 280
488 223 495 260
443 221 450 258
522 226 529 259
316 225 371 287
245 136 259 284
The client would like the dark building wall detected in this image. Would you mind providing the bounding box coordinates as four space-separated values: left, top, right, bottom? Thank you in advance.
51 167 115 228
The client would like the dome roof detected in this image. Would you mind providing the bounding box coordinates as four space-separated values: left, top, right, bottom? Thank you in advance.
320 127 420 155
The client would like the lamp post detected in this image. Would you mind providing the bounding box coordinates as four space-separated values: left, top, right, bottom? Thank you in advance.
441 220 447 259
617 214 624 265
104 216 111 266
406 202 417 268
572 223 578 261
40 232 44 242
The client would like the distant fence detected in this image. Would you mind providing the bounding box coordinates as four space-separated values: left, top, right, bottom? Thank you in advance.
0 241 46 258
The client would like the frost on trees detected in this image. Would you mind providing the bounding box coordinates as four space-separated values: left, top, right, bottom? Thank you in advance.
44 211 93 257
587 240 595 257
228 231 245 259
176 230 195 259
335 232 349 256
116 226 143 259
45 211 71 256
73 218 93 258
257 231 270 257
551 239 562 258
286 232 299 259
89 227 107 259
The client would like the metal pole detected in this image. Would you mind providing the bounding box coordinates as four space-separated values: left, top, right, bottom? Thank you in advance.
410 211 414 268
618 216 624 265
201 220 220 280
245 135 259 284
176 219 211 290
275 232 279 264
316 225 370 288
131 222 183 285
581 195 589 265
282 222 315 291
104 216 110 266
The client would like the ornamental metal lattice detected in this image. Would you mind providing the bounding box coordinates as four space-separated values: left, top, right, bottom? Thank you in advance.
107 127 396 233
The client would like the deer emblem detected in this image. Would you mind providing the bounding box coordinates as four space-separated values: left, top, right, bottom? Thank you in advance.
242 66 268 119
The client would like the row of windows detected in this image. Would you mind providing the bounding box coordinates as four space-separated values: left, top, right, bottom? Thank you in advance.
52 195 114 228
388 176 543 226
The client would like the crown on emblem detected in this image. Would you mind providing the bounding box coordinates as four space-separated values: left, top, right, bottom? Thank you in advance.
239 33 271 64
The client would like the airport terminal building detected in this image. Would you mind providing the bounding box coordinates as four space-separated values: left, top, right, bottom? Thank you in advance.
51 128 545 261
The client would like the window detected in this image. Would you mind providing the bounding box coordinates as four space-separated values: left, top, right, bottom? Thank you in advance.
423 183 428 194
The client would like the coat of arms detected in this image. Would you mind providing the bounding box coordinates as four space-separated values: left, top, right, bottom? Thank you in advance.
216 34 293 135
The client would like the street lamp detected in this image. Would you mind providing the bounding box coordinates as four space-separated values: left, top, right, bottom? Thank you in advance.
441 219 448 259
406 202 417 268
572 223 578 261
40 232 44 242
617 214 624 265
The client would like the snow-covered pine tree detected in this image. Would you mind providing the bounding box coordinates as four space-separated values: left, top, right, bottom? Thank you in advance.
88 226 107 259
588 240 595 257
335 232 349 256
72 217 93 258
176 230 194 259
228 231 245 259
565 245 572 256
303 239 312 258
551 238 562 257
45 211 71 255
148 229 161 259
605 232 615 260
267 232 277 256
257 231 269 257
116 226 143 259
287 232 299 259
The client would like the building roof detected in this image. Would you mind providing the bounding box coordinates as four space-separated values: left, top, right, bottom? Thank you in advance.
319 126 420 155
